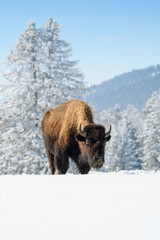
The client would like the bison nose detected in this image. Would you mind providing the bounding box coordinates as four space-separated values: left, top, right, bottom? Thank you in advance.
93 156 104 169
94 155 104 166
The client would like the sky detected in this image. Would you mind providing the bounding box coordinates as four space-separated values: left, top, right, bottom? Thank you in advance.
0 0 160 85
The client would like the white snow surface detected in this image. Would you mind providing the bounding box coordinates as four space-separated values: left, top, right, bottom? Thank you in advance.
0 171 160 240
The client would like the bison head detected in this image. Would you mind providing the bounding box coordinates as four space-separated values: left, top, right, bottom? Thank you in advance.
76 123 111 169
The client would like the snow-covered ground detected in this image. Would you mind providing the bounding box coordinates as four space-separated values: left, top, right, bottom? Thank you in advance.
0 171 160 240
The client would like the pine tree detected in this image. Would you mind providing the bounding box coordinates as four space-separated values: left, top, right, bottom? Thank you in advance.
142 90 160 170
97 105 122 129
40 18 85 103
104 126 124 172
98 106 142 172
0 21 46 174
98 106 124 172
122 107 143 170
121 119 142 170
0 19 86 174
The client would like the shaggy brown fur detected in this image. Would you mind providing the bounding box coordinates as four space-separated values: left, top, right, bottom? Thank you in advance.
41 99 111 174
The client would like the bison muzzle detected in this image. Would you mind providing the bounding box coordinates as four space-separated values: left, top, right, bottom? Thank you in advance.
41 99 111 174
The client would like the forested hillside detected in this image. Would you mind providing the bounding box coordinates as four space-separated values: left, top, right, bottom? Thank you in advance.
87 65 160 112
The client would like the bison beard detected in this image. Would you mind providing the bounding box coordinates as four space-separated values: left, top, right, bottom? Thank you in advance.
41 99 111 174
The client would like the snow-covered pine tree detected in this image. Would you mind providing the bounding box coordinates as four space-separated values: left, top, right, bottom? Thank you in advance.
97 106 123 172
120 117 142 170
98 105 142 172
122 107 143 170
0 18 86 175
97 105 122 129
0 21 47 174
142 89 160 170
104 126 124 172
40 18 85 104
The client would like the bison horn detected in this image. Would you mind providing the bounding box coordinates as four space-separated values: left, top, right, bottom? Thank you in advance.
79 123 86 138
105 125 111 138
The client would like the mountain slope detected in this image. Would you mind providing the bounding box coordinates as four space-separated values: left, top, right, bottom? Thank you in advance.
87 65 160 112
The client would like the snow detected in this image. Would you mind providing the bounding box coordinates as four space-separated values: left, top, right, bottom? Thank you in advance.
0 171 160 240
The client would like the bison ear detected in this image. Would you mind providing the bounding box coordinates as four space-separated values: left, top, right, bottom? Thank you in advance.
75 134 86 142
105 135 111 142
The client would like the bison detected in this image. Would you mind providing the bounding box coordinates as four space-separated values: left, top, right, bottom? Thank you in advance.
41 99 111 174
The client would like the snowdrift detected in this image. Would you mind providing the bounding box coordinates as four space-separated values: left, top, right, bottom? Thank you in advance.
0 171 160 240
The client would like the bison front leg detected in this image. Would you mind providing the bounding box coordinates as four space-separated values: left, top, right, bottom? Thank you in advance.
46 150 55 175
55 150 69 175
42 140 56 174
47 152 55 175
